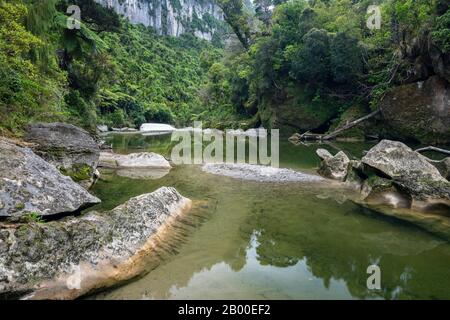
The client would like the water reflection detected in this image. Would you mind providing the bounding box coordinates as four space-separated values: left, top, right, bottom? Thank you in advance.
90 134 450 300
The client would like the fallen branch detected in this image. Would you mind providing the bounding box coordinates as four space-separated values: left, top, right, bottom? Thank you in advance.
322 109 381 140
415 146 450 156
288 109 380 142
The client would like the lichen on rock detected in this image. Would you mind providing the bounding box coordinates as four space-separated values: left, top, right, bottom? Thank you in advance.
25 122 101 189
0 138 100 218
0 187 191 299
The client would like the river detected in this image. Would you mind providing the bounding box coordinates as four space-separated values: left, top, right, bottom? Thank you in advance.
88 133 450 300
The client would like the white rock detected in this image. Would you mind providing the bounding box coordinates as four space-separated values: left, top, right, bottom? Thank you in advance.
202 163 325 183
140 123 176 133
99 152 171 169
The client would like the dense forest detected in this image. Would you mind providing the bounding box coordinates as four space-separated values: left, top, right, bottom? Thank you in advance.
1 0 450 301
0 0 449 140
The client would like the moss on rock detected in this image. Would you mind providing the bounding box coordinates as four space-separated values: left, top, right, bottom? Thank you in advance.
60 164 93 182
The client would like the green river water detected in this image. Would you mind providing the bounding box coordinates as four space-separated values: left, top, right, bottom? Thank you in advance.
89 133 450 300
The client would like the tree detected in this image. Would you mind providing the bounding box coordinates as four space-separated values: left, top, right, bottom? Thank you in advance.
291 28 331 84
217 0 252 49
254 0 273 25
330 32 362 84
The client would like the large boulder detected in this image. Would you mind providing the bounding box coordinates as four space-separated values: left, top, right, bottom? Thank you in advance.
0 187 191 299
0 139 100 218
362 140 450 206
25 123 100 188
316 149 350 181
380 76 450 144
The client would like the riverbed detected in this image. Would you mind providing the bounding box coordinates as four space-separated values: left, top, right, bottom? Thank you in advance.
88 133 450 300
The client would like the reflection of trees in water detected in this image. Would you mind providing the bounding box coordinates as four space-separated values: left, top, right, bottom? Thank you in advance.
104 133 173 156
245 193 449 299
93 168 450 300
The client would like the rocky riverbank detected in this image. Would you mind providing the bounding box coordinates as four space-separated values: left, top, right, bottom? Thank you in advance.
315 139 450 239
0 122 192 299
0 187 191 299
2 121 450 299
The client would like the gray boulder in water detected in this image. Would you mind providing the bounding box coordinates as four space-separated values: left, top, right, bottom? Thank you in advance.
0 187 191 299
316 149 350 181
362 140 450 205
25 122 100 188
0 139 100 218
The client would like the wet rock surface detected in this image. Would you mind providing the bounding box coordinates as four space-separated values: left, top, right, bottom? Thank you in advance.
315 140 450 240
0 187 191 299
99 152 171 169
361 140 450 204
202 163 325 183
0 139 100 218
316 149 350 181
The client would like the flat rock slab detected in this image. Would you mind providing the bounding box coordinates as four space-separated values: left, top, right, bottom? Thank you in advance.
99 152 171 169
0 139 100 218
202 163 325 183
0 187 191 299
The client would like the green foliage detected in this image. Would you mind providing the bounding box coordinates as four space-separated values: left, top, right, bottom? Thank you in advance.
0 0 446 136
204 0 446 132
0 0 223 134
25 212 45 223
432 8 450 53
291 28 331 84
217 0 252 49
0 0 65 133
60 163 93 182
97 23 221 127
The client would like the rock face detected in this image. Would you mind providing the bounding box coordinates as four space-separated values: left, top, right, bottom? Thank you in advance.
316 149 350 181
99 152 171 169
380 76 450 144
361 140 450 204
0 187 191 299
25 123 100 188
0 139 100 218
96 0 225 41
202 163 325 183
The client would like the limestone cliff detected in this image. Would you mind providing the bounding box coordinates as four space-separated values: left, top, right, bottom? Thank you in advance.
96 0 224 40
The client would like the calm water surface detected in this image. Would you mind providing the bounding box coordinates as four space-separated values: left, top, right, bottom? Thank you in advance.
89 133 450 300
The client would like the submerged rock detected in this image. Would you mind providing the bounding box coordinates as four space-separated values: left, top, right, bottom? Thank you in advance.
0 139 100 218
0 187 191 299
202 163 325 183
316 149 350 181
361 140 450 205
99 152 171 169
25 123 100 188
360 176 412 209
